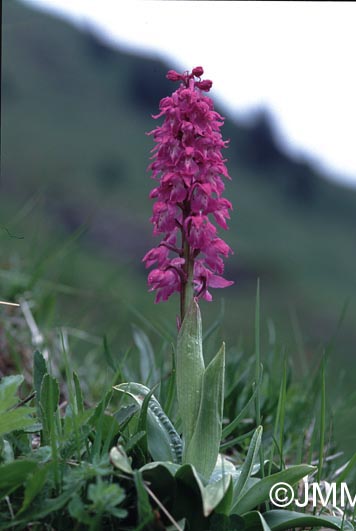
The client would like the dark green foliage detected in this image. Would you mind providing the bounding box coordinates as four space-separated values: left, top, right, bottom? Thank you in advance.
209 513 245 531
2 0 356 393
0 325 355 530
1 1 356 528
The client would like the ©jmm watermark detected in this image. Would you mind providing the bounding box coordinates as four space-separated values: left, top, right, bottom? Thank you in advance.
269 481 356 509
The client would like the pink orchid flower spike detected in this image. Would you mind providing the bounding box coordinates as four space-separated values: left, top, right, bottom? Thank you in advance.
143 66 234 321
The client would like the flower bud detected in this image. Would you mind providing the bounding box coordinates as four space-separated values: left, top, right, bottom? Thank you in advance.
166 70 182 81
192 66 204 77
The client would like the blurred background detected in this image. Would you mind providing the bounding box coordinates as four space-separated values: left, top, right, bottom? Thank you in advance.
1 1 356 446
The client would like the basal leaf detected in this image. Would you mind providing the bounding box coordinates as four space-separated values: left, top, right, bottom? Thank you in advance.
176 299 205 451
140 460 179 517
113 382 182 463
209 513 245 531
210 454 240 484
231 464 316 515
243 510 272 531
263 509 354 531
203 474 233 517
184 343 225 479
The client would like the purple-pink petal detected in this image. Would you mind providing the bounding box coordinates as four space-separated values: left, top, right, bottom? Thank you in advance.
143 67 234 303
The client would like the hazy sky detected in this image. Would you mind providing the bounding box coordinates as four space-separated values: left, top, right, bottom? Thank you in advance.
22 0 356 186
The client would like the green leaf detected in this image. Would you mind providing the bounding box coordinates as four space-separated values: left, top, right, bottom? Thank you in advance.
220 428 256 452
243 510 272 531
87 391 116 460
137 384 159 457
234 426 263 501
175 464 206 528
103 335 117 372
0 460 37 499
203 474 233 517
140 460 180 479
134 470 154 527
88 390 112 427
113 382 182 463
0 375 24 412
11 486 80 525
33 351 47 411
73 371 84 415
140 461 179 515
231 464 316 515
335 451 356 487
132 325 159 387
125 430 146 454
215 479 235 517
184 343 225 479
0 408 36 438
209 513 245 531
68 494 91 525
87 480 126 516
210 455 240 482
208 456 240 517
263 509 354 531
39 373 60 445
163 346 176 419
222 372 263 439
176 299 205 451
0 438 14 463
110 445 133 474
0 375 35 437
19 463 51 513
115 403 139 429
140 460 234 527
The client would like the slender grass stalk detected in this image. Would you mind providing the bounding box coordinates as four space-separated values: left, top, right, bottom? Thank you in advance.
220 428 256 451
91 398 106 462
317 355 326 485
278 356 287 467
254 279 264 477
269 354 287 474
222 370 262 440
48 379 60 490
60 330 82 462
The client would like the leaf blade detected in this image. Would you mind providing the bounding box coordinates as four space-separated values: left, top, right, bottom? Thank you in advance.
176 299 205 451
184 343 225 479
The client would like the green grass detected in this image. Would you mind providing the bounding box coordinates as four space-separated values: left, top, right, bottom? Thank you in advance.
2 0 356 383
1 2 356 526
0 298 355 529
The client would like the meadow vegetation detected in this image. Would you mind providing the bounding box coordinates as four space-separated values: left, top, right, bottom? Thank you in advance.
1 1 356 528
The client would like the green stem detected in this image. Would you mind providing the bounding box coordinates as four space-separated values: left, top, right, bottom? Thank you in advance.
180 229 194 323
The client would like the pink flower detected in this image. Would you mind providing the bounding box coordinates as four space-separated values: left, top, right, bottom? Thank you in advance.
185 215 217 252
143 67 234 314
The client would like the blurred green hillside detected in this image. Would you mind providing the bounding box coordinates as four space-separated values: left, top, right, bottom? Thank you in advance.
1 0 356 386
